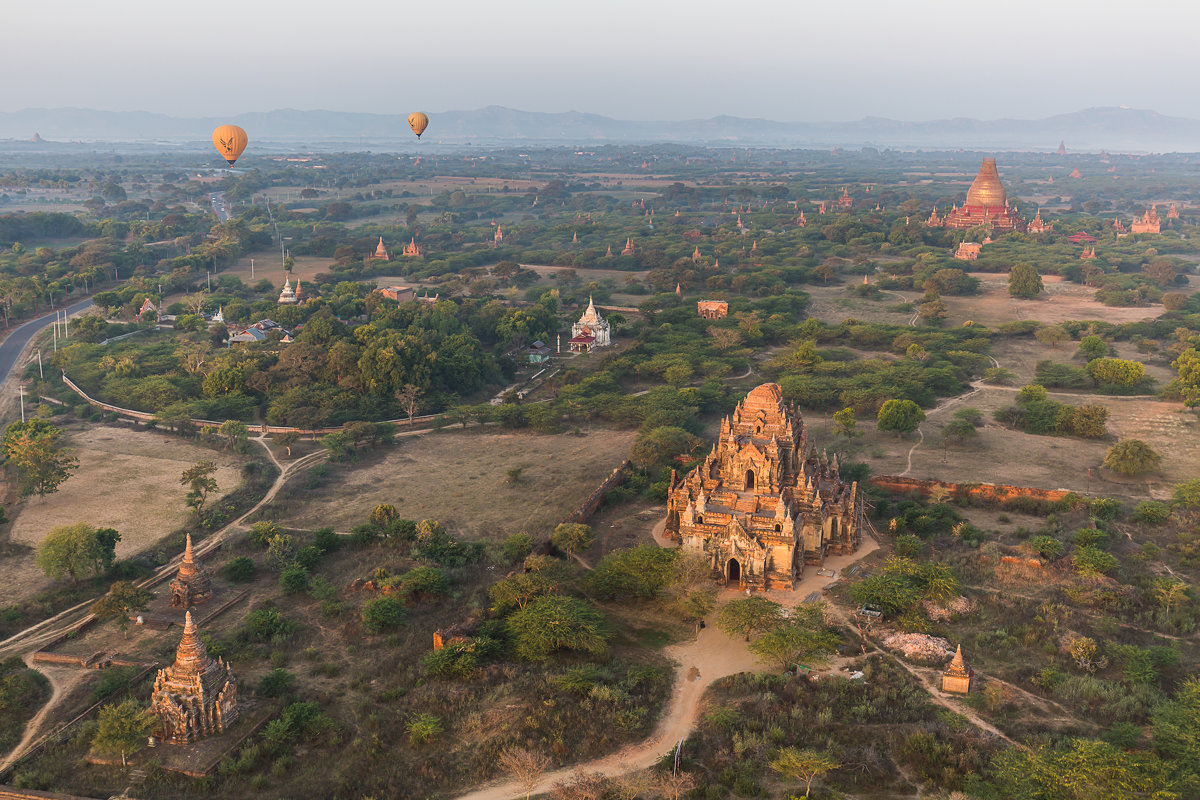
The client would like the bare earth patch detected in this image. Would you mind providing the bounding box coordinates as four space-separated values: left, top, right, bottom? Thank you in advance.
5 425 244 592
943 274 1160 327
275 426 636 539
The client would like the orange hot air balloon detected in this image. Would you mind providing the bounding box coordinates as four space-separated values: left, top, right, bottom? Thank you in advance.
212 124 248 167
408 112 429 139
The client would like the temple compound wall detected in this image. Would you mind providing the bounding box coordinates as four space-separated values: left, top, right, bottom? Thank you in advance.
663 383 862 590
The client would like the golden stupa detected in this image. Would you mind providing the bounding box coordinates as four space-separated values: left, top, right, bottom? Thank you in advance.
943 158 1024 232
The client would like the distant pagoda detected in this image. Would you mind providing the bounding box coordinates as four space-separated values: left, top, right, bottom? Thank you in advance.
169 534 213 608
942 158 1025 232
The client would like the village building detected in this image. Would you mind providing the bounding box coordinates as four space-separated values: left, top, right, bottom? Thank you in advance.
942 158 1025 232
527 340 552 364
1026 209 1051 234
1132 205 1162 234
568 296 611 353
138 298 158 319
228 319 289 345
169 535 213 608
941 644 973 694
151 611 239 744
372 237 389 261
664 383 863 591
954 242 982 261
697 300 729 320
377 286 416 303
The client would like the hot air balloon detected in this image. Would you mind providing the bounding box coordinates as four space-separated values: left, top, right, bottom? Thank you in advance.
212 124 248 167
408 112 429 139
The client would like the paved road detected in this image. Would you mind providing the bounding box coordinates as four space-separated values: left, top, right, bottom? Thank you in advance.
0 298 94 386
210 191 230 222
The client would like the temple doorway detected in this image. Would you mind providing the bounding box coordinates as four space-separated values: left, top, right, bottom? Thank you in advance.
727 558 741 585
745 470 755 490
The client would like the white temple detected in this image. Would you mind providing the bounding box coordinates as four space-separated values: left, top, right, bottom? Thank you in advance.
568 296 611 352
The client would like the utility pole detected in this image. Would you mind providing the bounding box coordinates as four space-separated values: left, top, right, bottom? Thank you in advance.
18 386 25 423
37 349 42 379
251 258 255 279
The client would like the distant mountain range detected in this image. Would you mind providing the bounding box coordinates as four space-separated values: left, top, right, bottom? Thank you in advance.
2 106 1199 152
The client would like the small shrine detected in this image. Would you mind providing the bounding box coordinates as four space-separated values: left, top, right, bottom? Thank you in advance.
568 296 611 353
169 534 213 608
373 237 389 260
1068 168 1082 179
277 276 297 305
1168 204 1181 220
1132 205 1162 234
1080 246 1098 260
697 300 728 320
493 227 504 247
926 208 943 227
621 238 636 256
954 242 982 261
1026 209 1051 234
403 237 422 257
692 246 702 263
941 644 973 694
836 186 853 210
151 612 239 744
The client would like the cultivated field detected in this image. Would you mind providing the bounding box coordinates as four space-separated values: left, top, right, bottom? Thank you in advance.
1 425 245 604
272 426 636 540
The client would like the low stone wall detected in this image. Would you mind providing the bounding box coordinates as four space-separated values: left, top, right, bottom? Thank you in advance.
559 460 632 525
0 787 103 800
869 475 1072 504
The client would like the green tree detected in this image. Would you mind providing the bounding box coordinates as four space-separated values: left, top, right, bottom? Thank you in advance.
489 571 558 614
876 399 925 437
832 407 858 437
1172 347 1200 407
1103 439 1161 475
631 426 702 471
218 419 249 452
1077 335 1109 361
180 460 218 520
361 596 406 633
36 522 112 583
93 700 151 766
716 596 784 641
500 532 533 564
2 419 78 498
990 738 1172 800
749 604 840 672
1035 324 1069 348
1008 262 1043 298
506 596 608 661
770 747 838 799
1087 358 1145 388
91 581 152 637
551 523 594 556
1173 478 1200 513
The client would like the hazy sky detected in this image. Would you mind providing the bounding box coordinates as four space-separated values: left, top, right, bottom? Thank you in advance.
6 0 1198 120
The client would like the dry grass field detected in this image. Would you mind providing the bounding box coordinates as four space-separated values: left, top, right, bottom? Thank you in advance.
803 284 919 326
273 426 636 540
942 274 1161 327
1 425 244 605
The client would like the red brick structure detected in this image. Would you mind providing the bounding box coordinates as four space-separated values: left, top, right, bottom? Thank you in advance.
941 645 973 694
1132 205 1161 234
664 383 862 590
954 242 982 261
169 534 213 608
151 612 239 745
942 158 1025 232
697 300 729 320
1026 209 1051 234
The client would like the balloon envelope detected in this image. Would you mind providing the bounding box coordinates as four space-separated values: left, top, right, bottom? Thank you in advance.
212 125 248 167
408 112 429 139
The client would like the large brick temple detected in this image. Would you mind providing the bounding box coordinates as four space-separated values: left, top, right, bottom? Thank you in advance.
941 158 1025 232
151 611 239 745
663 383 863 590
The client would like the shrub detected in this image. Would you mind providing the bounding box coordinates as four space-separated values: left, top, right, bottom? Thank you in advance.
361 596 406 634
506 596 608 661
420 641 479 679
405 713 443 745
1026 535 1065 560
1134 501 1170 524
1073 546 1118 577
222 556 256 583
500 532 534 564
278 565 310 595
241 607 298 642
248 521 283 549
586 545 680 599
1073 528 1110 549
258 668 296 698
312 527 340 553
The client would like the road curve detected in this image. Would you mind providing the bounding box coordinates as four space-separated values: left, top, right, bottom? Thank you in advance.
0 298 94 388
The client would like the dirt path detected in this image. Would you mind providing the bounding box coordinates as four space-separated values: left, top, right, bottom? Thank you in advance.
454 531 880 800
0 657 88 774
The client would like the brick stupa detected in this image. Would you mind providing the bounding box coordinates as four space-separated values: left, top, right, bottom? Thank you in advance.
941 644 973 694
151 611 239 744
169 534 213 608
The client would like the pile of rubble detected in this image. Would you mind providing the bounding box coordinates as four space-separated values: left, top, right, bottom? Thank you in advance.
881 632 953 664
923 595 976 622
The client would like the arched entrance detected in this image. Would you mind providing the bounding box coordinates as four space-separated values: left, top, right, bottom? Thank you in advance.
727 558 741 585
745 469 755 490
829 517 839 541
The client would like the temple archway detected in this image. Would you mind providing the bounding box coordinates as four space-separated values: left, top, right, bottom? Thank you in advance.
745 469 755 490
727 558 741 585
829 517 839 541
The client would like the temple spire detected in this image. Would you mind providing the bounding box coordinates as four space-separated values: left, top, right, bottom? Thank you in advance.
946 644 968 676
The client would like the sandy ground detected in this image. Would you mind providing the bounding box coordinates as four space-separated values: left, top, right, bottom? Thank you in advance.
275 427 636 539
2 425 244 604
943 274 1160 327
454 531 880 800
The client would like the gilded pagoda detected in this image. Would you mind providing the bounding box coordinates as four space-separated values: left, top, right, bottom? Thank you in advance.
942 158 1025 232
664 383 862 590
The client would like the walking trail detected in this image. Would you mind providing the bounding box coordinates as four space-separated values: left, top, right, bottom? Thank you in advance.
454 527 880 800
